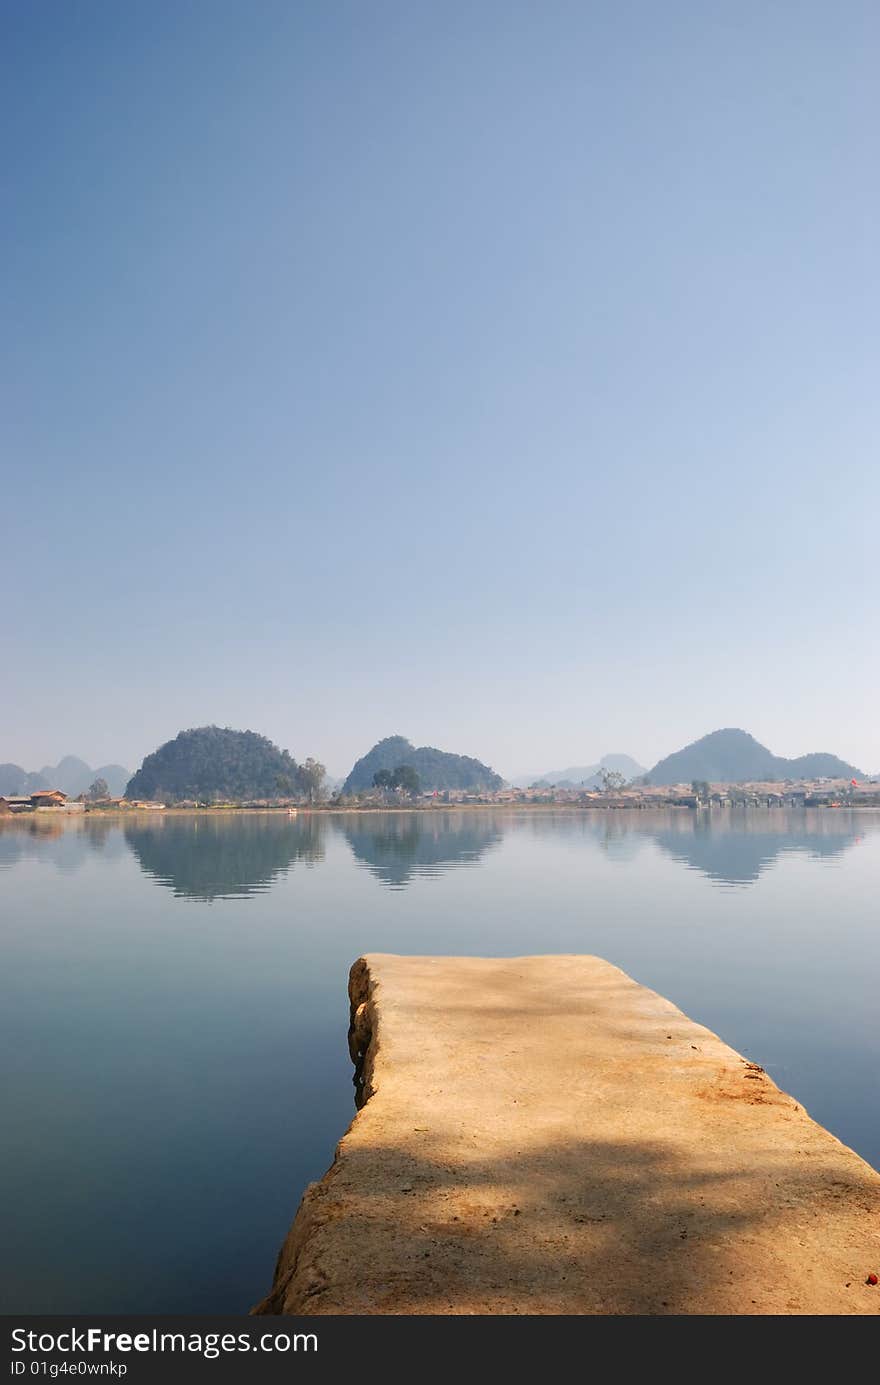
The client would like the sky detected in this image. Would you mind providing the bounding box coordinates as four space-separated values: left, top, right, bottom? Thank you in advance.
3 1 878 780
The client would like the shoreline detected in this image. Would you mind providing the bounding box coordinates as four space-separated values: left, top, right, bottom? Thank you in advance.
3 800 880 821
1 803 880 819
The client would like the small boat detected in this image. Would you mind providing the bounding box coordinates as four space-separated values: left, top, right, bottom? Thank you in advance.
287 807 298 818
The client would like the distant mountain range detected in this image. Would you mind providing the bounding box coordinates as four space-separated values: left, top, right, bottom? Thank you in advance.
511 754 646 788
343 735 503 793
0 756 131 799
2 729 868 804
647 729 862 786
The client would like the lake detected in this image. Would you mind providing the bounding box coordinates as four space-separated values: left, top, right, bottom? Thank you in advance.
1 807 878 1313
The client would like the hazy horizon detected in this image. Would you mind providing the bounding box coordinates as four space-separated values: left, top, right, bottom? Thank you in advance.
1 719 875 787
4 3 877 776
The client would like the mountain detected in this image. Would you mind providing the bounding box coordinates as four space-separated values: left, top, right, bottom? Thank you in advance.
0 764 47 795
0 757 131 797
38 756 131 798
37 755 93 795
91 764 132 798
342 735 503 794
526 753 646 788
648 729 862 785
125 726 307 803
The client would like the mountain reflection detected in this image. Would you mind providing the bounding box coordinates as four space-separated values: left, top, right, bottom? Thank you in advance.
0 813 88 872
644 809 868 886
124 814 326 900
340 811 503 887
493 807 869 886
1 806 874 894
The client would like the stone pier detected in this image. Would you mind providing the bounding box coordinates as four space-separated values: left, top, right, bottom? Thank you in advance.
255 954 880 1315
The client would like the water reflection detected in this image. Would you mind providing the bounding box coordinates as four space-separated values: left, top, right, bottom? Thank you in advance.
647 810 866 887
0 814 97 873
124 813 326 900
81 817 131 861
2 804 879 1315
499 808 870 887
0 807 874 892
340 811 502 888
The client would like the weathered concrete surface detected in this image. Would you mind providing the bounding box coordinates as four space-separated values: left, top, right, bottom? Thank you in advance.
255 955 880 1315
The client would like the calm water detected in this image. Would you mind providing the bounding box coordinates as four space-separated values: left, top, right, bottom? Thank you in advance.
1 808 878 1312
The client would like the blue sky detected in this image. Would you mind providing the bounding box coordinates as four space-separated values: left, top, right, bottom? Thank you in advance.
3 1 878 778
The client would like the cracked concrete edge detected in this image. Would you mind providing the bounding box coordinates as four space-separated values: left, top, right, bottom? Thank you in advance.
251 957 376 1315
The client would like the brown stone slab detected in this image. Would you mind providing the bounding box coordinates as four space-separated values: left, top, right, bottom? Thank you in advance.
255 954 880 1315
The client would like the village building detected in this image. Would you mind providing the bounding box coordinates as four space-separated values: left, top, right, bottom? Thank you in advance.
0 790 84 814
31 790 68 808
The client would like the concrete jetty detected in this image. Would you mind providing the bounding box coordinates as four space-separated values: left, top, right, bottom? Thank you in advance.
255 954 880 1315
